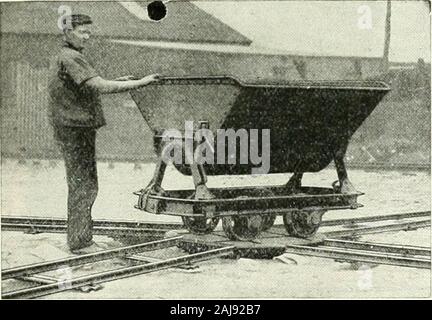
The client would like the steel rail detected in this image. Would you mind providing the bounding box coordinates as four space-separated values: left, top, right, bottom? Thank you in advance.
323 219 430 238
126 254 199 270
1 223 171 237
2 246 234 299
17 275 104 293
2 211 429 232
285 244 431 269
2 236 182 280
19 274 59 285
329 162 431 172
321 211 430 227
322 239 431 257
5 215 427 240
1 215 183 230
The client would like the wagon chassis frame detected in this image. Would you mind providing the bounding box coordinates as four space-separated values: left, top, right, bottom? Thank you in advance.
134 150 363 240
135 185 363 219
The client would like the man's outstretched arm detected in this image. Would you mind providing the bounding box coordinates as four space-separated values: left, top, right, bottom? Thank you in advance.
86 74 160 94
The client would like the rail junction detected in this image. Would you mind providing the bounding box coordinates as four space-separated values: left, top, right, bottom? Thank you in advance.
1 210 430 299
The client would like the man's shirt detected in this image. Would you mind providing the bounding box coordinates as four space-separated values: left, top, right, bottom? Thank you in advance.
48 43 106 128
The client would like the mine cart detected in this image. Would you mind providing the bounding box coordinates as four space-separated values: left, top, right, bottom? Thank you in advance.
132 76 390 240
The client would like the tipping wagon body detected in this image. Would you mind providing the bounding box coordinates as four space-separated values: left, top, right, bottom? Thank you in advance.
131 76 390 240
131 77 389 174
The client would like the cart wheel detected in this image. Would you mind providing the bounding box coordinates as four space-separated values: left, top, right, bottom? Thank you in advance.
283 210 325 238
261 214 277 231
222 215 263 241
182 216 220 235
257 188 276 232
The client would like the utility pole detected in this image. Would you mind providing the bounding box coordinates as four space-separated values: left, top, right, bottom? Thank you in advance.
382 0 391 72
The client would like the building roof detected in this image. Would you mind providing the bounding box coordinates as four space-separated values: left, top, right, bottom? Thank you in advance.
0 1 251 45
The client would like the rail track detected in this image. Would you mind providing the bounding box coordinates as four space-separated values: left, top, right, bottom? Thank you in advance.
320 210 430 227
1 236 234 299
286 211 430 267
1 215 183 238
2 210 430 237
0 215 182 229
285 239 431 269
1 211 430 298
322 219 430 238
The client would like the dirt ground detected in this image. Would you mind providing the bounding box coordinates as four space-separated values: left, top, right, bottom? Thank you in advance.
1 158 431 298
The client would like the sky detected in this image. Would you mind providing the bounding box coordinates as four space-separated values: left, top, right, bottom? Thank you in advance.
193 0 430 62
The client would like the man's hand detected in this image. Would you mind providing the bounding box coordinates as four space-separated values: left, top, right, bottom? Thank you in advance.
140 74 161 85
114 75 138 81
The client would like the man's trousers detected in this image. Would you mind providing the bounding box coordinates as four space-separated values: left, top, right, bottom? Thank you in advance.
53 126 98 250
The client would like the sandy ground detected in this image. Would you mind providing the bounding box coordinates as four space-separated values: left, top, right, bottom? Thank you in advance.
1 158 431 298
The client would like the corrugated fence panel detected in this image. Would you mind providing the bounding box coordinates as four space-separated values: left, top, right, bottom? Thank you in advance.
12 61 56 158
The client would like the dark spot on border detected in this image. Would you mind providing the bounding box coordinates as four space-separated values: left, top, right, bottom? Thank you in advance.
147 1 167 21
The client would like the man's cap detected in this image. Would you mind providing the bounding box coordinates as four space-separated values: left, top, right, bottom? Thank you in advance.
62 14 93 30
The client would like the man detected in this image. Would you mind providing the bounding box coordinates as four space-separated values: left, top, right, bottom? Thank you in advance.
48 14 160 253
